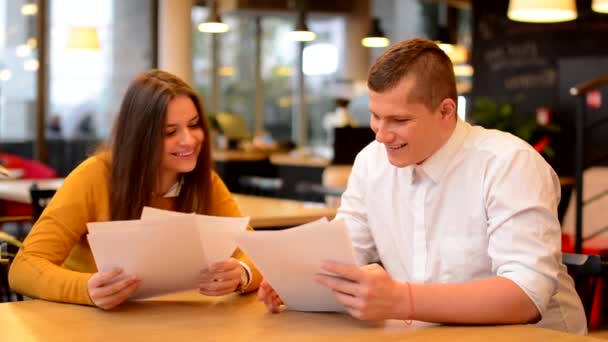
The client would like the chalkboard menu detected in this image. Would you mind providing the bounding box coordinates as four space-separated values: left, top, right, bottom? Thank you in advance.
472 0 608 171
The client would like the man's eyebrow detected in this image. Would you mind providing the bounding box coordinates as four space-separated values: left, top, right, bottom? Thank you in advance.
370 110 414 119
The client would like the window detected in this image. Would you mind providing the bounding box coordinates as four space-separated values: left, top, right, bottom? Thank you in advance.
192 6 345 148
49 0 154 139
0 0 39 141
261 16 296 142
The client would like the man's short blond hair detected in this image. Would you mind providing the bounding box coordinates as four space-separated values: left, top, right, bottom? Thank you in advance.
368 38 457 111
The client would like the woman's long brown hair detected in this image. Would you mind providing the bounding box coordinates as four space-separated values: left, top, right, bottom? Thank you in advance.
108 69 212 220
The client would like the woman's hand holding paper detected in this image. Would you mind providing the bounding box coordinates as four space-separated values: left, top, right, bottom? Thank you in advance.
198 257 244 296
87 268 141 310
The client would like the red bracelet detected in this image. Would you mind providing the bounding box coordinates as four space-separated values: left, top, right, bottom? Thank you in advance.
404 282 414 325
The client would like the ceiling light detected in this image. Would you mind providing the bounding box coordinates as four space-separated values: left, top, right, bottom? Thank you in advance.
508 0 577 23
361 18 390 48
289 11 316 42
198 0 228 33
592 0 608 13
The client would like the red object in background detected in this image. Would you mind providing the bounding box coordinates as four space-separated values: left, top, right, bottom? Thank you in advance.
0 153 57 179
533 136 551 153
536 107 552 126
587 90 602 109
0 152 58 219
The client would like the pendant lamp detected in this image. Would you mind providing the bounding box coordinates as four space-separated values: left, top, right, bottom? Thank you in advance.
508 0 577 23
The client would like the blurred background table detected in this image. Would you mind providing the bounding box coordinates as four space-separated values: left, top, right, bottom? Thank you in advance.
0 179 336 230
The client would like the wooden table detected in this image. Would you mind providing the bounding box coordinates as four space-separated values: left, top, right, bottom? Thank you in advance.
268 153 332 201
212 149 269 162
212 150 276 194
0 291 598 342
0 179 64 204
234 194 336 228
269 153 331 167
0 179 336 229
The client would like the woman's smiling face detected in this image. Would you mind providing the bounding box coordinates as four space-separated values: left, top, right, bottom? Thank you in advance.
159 96 204 185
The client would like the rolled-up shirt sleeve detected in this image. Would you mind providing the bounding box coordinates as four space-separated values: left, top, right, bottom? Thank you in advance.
484 148 563 316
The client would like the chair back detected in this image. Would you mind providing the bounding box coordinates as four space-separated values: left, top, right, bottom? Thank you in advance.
562 252 608 324
0 232 23 302
29 184 57 223
563 253 605 277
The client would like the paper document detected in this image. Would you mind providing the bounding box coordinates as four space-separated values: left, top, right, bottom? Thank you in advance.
236 218 357 312
87 207 249 299
141 207 250 264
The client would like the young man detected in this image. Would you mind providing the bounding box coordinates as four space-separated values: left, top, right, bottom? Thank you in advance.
258 38 586 334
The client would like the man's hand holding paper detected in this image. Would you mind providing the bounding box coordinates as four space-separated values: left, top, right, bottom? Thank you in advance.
315 262 411 321
237 218 358 313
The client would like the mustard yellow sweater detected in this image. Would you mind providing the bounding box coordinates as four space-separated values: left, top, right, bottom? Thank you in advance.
9 154 261 305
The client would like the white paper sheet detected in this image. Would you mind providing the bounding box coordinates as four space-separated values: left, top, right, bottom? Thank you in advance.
86 208 250 299
87 216 204 299
141 207 250 264
236 218 357 312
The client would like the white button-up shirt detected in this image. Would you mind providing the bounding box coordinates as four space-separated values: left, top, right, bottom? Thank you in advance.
337 119 586 334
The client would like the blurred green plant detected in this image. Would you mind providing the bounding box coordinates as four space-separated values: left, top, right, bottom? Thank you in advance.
470 97 560 158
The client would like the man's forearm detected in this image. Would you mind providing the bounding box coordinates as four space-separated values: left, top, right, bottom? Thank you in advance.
397 276 540 324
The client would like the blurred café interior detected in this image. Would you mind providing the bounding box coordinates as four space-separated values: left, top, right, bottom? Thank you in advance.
0 0 608 333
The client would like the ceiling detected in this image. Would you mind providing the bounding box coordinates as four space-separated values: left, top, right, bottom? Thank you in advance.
426 0 472 10
199 0 472 13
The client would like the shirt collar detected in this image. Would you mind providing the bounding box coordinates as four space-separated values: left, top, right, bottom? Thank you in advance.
417 118 469 184
162 178 183 198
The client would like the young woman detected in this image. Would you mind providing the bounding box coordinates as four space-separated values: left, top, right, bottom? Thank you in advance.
9 70 261 309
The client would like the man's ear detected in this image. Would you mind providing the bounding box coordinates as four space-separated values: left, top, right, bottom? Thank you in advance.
438 98 457 120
